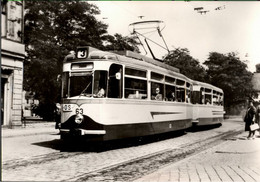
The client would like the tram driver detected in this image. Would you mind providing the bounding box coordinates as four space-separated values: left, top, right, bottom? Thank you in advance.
97 87 105 98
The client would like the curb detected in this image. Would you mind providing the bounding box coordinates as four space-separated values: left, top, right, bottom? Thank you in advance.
2 122 58 138
2 130 59 138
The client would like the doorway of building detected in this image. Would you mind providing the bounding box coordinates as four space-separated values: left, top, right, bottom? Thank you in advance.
1 77 7 125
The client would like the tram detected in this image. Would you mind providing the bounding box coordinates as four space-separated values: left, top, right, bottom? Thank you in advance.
59 46 224 141
191 81 225 126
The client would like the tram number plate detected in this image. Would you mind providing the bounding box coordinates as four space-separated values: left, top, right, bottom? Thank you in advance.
76 108 83 114
63 104 73 112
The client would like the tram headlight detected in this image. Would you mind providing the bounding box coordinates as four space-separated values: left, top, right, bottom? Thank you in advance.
75 113 84 124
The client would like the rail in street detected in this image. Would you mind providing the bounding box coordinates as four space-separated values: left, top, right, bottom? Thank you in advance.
2 119 244 181
66 129 243 182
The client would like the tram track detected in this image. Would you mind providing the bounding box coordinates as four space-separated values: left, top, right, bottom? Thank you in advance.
64 128 243 182
2 127 243 181
2 151 86 170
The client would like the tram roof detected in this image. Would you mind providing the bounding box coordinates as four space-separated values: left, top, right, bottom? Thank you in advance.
64 46 197 80
64 46 221 91
65 46 180 72
111 50 180 73
109 51 193 81
192 80 223 93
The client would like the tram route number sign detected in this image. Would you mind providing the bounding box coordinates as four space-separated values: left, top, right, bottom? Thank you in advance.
63 104 73 112
63 104 84 114
77 48 88 58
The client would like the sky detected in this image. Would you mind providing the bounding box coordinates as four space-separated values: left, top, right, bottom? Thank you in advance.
91 1 260 73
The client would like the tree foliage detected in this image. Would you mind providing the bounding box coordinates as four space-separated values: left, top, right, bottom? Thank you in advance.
203 52 254 110
164 48 255 114
24 1 139 120
103 33 140 52
163 48 207 82
256 63 260 73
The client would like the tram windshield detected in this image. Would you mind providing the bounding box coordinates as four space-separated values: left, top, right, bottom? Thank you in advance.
70 72 93 97
62 71 107 98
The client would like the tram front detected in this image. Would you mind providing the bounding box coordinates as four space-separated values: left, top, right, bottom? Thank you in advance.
59 46 119 141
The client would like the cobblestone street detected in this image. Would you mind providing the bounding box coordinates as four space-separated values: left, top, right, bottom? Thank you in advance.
2 1 260 182
135 130 260 182
2 118 257 181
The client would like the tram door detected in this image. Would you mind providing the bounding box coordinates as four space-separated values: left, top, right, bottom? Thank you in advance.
108 64 123 98
1 77 7 125
191 86 201 124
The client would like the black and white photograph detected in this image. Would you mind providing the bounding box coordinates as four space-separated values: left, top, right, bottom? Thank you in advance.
1 1 260 181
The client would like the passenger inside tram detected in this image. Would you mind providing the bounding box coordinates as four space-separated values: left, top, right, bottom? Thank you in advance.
155 88 163 101
166 91 175 101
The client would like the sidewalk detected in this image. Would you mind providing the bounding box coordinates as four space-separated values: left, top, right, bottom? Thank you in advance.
134 131 260 182
1 119 57 138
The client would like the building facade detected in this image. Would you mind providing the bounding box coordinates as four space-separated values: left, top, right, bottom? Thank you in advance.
1 1 25 127
252 73 260 102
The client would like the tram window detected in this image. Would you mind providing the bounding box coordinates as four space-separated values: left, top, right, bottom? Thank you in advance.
186 82 191 88
71 63 93 70
191 91 200 104
176 79 185 86
165 76 175 84
219 95 223 106
200 88 205 104
205 94 212 105
69 72 93 97
151 82 164 101
93 71 107 98
176 87 185 102
108 64 123 98
205 88 212 93
125 78 147 99
125 67 146 78
213 95 218 105
151 72 164 81
62 72 69 98
165 85 175 101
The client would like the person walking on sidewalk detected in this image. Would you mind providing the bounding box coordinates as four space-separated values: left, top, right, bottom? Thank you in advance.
54 103 61 130
244 99 256 139
256 102 260 133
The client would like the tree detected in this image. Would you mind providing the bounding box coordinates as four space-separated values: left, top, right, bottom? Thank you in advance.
24 1 107 120
204 52 255 113
256 63 260 73
163 48 207 82
24 1 140 120
103 33 140 52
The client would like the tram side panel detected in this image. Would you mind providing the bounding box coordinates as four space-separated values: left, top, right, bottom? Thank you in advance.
195 105 224 126
94 101 192 140
149 103 192 134
60 99 192 141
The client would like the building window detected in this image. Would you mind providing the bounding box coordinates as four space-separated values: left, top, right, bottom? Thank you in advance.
6 1 23 42
1 0 7 37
